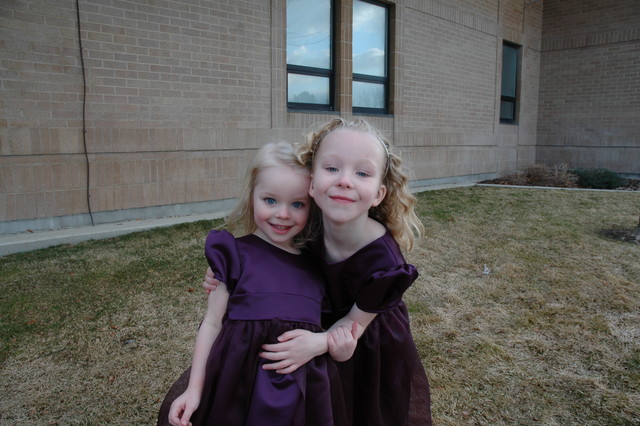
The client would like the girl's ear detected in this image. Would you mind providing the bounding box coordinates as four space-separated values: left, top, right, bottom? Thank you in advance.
372 184 387 207
308 175 316 197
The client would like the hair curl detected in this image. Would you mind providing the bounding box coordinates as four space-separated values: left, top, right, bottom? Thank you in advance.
296 118 424 251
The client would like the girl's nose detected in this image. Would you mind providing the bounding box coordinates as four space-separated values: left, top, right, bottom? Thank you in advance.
336 173 353 188
276 205 290 219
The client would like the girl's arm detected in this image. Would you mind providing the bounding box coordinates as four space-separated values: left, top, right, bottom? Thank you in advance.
259 329 329 374
328 303 376 340
169 284 229 426
204 268 358 368
259 303 375 373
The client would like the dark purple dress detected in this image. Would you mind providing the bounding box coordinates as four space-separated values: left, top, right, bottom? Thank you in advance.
159 230 346 426
316 230 432 426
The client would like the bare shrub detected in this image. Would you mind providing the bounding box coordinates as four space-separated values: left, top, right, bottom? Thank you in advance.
488 164 578 188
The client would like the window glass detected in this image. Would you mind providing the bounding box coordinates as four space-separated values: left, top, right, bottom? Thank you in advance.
500 42 519 123
287 74 330 104
286 0 332 69
353 81 385 109
500 100 515 121
502 44 517 98
352 0 388 112
352 0 386 77
287 0 332 109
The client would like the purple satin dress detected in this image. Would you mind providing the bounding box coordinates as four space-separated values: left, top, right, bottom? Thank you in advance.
158 230 346 426
316 230 432 426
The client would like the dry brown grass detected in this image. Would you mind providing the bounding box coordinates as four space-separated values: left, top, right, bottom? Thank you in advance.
1 187 639 424
407 187 639 424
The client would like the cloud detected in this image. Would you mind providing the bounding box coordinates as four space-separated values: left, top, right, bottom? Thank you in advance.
353 48 385 76
286 0 331 68
353 1 385 34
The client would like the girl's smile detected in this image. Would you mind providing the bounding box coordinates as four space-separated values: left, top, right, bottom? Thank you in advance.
329 195 355 203
269 223 294 234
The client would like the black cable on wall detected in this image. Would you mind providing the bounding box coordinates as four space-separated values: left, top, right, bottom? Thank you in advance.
75 0 94 226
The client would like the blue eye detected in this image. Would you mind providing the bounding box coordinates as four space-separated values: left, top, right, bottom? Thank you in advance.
356 171 369 177
264 197 277 205
326 167 338 172
292 201 305 209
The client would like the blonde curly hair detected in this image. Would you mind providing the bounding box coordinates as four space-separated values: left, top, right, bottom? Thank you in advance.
225 141 321 248
296 118 424 251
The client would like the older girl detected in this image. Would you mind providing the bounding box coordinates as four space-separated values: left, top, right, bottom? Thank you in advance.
258 119 432 425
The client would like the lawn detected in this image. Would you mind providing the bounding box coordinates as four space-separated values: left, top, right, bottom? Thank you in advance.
1 186 638 424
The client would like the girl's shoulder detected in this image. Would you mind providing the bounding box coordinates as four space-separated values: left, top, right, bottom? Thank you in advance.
332 228 404 270
207 229 234 241
207 230 260 250
212 232 307 265
205 231 271 291
360 230 405 265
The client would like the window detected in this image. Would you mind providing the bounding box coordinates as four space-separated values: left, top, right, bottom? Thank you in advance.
286 0 333 110
352 0 389 114
500 42 520 124
285 0 391 114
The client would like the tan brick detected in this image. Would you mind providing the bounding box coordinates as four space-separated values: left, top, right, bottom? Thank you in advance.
2 0 632 230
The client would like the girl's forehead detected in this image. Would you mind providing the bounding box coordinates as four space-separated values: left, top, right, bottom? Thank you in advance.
321 128 382 151
257 166 310 190
317 128 387 163
258 165 309 181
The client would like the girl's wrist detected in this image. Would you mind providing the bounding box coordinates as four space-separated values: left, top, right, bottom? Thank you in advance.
320 331 329 354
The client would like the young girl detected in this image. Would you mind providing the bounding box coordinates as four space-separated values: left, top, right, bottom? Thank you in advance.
162 142 353 426
207 119 432 425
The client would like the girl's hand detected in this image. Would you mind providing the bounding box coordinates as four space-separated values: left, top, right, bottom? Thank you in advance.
203 267 222 294
327 321 358 362
259 329 328 374
168 389 200 426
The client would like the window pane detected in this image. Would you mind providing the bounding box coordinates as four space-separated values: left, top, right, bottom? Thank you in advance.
500 100 515 121
288 74 330 104
353 81 384 109
352 0 387 77
502 44 517 98
287 0 331 69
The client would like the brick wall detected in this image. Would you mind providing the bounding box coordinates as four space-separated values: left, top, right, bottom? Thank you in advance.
1 0 543 233
536 0 640 174
1 0 272 229
396 0 541 180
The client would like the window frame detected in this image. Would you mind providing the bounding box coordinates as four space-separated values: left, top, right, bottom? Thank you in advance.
286 0 335 111
500 41 521 124
352 0 390 115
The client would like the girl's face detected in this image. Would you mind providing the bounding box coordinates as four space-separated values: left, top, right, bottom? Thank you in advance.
309 128 387 225
252 166 311 252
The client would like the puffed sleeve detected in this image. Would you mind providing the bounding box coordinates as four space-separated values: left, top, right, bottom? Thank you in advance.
204 230 242 293
355 263 418 313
